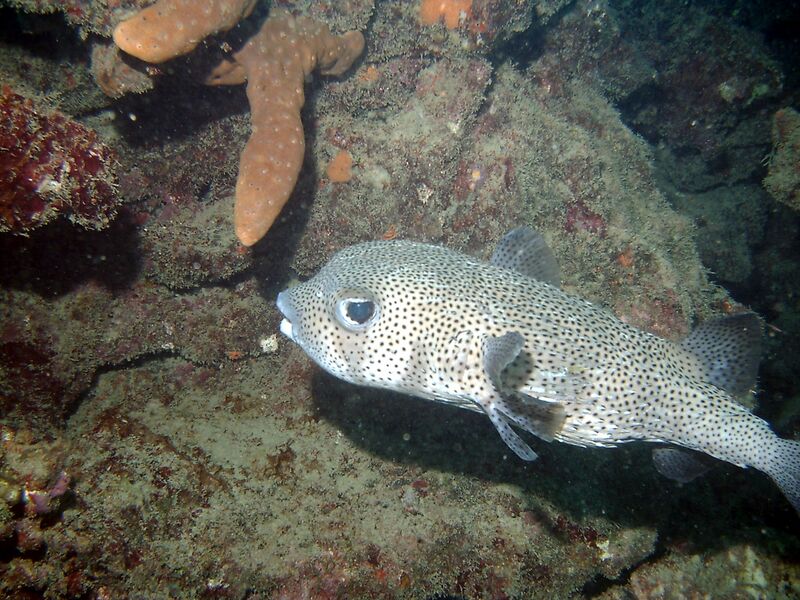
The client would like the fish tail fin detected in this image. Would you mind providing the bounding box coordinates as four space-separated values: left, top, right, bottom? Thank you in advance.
763 438 800 514
673 387 799 513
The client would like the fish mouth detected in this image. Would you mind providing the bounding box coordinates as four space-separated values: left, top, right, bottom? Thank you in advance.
276 291 297 343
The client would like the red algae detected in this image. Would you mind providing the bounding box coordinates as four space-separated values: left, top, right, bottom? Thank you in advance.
0 86 120 233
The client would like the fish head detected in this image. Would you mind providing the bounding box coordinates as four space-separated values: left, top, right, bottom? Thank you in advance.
276 240 433 389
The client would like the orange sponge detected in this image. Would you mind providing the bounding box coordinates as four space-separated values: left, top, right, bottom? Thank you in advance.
419 0 473 29
326 150 353 183
113 0 257 63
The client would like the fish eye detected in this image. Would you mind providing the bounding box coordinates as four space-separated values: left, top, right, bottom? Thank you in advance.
334 295 379 331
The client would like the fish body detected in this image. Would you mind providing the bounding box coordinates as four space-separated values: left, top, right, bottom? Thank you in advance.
277 228 800 512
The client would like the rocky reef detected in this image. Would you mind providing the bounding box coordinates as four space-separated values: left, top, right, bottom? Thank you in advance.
764 107 800 212
1 0 799 598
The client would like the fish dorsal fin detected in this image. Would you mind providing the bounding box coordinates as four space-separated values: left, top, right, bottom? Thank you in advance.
652 447 712 484
680 312 762 397
483 332 565 446
490 227 561 288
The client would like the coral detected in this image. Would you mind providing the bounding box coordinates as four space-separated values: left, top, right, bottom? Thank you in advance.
112 0 258 64
764 107 800 211
56 353 660 598
0 86 120 233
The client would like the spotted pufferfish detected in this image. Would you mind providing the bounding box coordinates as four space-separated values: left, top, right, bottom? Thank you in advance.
276 227 800 513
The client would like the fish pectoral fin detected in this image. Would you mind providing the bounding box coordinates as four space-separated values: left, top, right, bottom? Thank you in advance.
481 332 538 460
652 447 712 484
680 312 762 397
480 331 563 460
484 400 539 461
490 227 561 288
501 393 566 442
482 332 566 443
483 331 526 383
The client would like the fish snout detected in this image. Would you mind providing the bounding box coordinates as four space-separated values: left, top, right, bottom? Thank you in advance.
276 290 298 343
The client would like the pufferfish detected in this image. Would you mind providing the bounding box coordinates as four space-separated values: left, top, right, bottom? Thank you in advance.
276 227 799 512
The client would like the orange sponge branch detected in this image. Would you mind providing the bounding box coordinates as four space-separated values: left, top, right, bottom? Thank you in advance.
112 4 365 246
113 0 258 63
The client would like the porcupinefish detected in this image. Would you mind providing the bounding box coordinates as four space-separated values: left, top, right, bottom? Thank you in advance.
276 227 800 512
